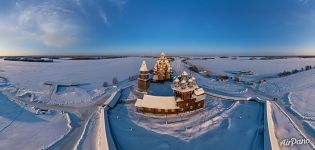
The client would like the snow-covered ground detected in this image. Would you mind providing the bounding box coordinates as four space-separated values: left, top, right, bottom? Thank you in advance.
259 69 315 122
179 57 315 149
0 57 155 105
271 103 313 150
190 57 315 77
173 57 249 96
108 87 264 150
289 91 315 120
1 56 315 150
0 57 147 149
0 92 70 150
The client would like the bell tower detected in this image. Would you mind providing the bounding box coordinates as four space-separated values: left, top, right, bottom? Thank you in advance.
138 60 150 92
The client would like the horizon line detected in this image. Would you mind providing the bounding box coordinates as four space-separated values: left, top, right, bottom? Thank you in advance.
1 54 315 57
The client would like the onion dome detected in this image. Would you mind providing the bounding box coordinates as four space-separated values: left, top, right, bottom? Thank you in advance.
180 79 187 89
181 79 186 84
173 78 180 87
181 70 188 76
188 78 194 87
160 52 165 58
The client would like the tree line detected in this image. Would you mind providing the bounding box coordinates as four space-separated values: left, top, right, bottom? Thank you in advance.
278 65 315 77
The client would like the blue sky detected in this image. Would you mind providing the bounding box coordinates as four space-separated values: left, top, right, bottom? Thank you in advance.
0 0 315 56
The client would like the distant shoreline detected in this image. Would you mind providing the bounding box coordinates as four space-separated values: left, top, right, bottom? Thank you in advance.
1 55 315 61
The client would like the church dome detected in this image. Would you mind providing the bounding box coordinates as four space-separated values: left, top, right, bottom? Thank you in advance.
181 79 186 84
160 52 165 57
181 70 188 76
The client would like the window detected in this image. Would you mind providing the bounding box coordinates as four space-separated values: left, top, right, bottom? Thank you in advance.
186 103 189 106
171 109 175 112
190 106 193 109
165 109 168 113
158 109 161 112
198 103 201 107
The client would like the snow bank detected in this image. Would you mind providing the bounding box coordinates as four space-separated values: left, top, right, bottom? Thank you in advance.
264 101 280 150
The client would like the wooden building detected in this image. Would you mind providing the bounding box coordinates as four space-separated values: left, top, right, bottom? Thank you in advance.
152 52 172 82
135 70 205 115
138 60 150 92
172 71 205 113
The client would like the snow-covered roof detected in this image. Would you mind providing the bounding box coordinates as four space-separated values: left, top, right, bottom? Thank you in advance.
174 78 179 82
139 60 148 71
135 95 179 109
181 79 186 84
194 88 205 96
181 70 188 76
172 84 198 93
161 52 165 57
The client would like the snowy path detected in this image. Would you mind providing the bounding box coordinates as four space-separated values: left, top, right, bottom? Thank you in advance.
273 101 315 149
1 82 118 150
227 79 315 150
205 91 252 101
265 101 281 150
248 83 315 148
46 87 120 150
233 78 315 150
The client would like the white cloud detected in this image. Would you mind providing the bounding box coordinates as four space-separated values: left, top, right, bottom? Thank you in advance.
293 11 315 26
73 0 87 15
0 1 80 49
108 0 127 9
0 0 126 51
99 10 110 26
297 0 311 5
